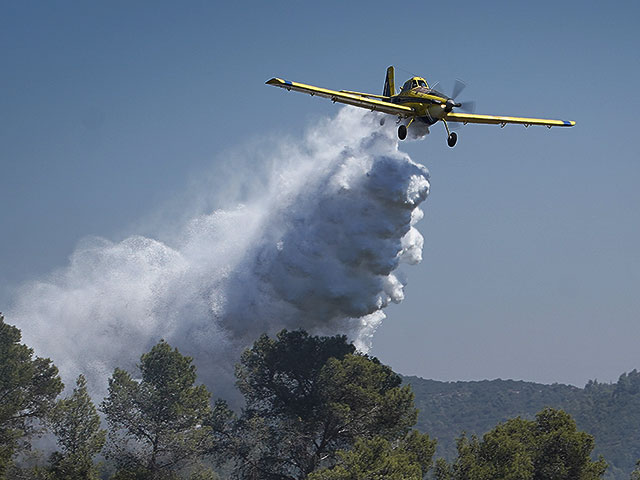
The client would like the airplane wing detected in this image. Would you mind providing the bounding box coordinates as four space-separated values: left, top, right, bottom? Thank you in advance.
444 112 575 128
266 77 414 117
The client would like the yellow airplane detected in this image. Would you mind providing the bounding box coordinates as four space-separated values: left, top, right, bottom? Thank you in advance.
266 66 575 147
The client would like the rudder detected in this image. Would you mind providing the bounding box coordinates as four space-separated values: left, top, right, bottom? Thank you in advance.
383 66 395 97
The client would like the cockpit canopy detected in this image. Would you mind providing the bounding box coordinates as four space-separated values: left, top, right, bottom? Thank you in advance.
401 77 428 91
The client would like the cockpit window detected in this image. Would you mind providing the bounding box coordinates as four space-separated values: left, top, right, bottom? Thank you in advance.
402 78 428 91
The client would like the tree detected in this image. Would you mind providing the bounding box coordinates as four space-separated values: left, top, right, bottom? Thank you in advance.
433 457 453 480
451 426 534 480
533 408 607 480
308 431 436 480
47 374 106 479
0 314 63 478
101 340 214 479
230 329 417 479
440 407 607 480
630 460 640 480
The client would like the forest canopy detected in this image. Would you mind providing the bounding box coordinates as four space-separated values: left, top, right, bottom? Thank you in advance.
0 313 632 479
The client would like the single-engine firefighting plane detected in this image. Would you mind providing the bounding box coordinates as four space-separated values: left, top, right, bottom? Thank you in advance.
266 66 575 147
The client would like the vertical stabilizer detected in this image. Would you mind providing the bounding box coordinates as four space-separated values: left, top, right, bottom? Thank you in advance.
383 66 395 97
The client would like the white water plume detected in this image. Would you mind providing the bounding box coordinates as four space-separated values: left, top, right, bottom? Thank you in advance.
9 107 430 401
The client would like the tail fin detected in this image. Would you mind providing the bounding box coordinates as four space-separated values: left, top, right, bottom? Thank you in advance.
383 66 395 97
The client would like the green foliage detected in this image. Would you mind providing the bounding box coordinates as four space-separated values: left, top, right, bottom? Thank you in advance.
109 466 177 480
439 408 607 480
4 450 54 480
2 320 629 480
204 399 236 460
533 408 607 480
407 372 640 479
5 464 53 480
101 340 214 478
108 463 219 480
308 431 436 480
319 354 417 442
235 329 356 416
434 457 452 480
184 462 220 480
230 329 418 480
47 374 106 479
0 314 63 478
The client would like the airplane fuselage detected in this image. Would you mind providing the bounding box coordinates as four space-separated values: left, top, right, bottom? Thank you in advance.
391 88 452 125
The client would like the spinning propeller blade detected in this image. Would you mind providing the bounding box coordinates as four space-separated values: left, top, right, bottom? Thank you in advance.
452 79 467 100
458 100 476 114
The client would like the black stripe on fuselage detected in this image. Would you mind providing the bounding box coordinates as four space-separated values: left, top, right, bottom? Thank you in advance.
391 95 446 106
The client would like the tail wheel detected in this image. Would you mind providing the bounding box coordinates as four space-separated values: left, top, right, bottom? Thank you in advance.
447 132 457 147
398 124 407 140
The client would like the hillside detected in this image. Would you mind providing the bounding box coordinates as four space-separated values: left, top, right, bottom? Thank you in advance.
404 370 640 480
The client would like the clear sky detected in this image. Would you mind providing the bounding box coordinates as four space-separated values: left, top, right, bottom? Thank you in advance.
2 1 639 387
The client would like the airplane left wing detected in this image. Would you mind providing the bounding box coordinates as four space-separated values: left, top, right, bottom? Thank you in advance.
266 78 414 117
445 112 575 128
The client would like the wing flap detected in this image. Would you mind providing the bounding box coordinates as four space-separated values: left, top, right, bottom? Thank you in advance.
266 78 414 117
445 112 575 127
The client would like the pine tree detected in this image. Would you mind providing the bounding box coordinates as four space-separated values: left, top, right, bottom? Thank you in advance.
0 314 63 478
47 375 106 479
230 329 417 479
102 340 214 478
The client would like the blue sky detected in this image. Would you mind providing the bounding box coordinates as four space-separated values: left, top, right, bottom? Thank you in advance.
2 1 639 387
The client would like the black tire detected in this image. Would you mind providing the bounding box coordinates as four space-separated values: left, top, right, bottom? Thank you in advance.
398 124 407 140
447 132 457 147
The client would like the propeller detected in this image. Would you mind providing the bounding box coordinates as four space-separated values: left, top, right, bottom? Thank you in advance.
441 79 476 131
452 78 467 99
443 78 476 115
443 98 459 113
458 100 476 113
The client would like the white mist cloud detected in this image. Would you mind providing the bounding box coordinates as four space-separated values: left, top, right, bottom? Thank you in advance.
9 107 430 402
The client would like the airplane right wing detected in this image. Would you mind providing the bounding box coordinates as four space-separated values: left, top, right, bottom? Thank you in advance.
266 77 414 117
444 112 575 128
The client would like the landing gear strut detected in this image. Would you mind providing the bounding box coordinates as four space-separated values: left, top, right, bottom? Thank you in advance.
398 117 416 141
442 119 458 148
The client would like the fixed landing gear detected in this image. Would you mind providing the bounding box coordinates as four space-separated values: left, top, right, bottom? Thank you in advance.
397 119 458 146
398 124 407 140
442 119 458 148
398 117 415 140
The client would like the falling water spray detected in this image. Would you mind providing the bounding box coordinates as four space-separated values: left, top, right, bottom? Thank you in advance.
9 107 430 401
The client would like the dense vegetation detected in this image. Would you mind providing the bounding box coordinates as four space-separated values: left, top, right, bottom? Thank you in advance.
407 372 640 480
229 330 422 478
0 312 633 479
434 408 607 480
0 316 432 479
